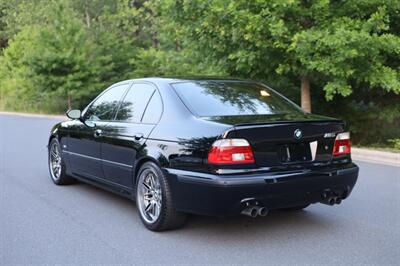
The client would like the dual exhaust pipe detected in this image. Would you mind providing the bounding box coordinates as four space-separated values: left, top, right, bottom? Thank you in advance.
241 205 268 218
321 191 343 206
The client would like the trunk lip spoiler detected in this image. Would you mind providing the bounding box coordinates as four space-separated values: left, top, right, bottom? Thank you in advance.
222 119 344 138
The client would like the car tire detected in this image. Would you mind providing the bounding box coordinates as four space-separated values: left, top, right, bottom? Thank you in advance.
280 204 310 211
136 161 186 231
48 138 75 185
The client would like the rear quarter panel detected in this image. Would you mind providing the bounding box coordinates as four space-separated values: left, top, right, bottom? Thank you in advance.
144 117 230 173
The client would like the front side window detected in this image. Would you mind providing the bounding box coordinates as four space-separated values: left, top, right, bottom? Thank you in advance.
172 81 303 117
115 83 156 123
84 84 130 121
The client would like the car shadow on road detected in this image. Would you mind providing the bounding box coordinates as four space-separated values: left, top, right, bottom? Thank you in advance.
183 210 332 235
71 180 335 238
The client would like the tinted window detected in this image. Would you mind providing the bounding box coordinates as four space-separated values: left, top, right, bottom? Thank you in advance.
115 83 155 122
85 84 129 121
172 81 303 117
142 91 162 124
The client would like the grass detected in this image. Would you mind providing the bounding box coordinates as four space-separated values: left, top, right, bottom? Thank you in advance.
0 97 67 116
353 145 400 153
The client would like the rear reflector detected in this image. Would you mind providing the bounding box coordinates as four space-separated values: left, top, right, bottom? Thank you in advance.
333 132 351 156
208 139 255 164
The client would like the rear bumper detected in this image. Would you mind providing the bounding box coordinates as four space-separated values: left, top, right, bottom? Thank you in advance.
165 163 359 216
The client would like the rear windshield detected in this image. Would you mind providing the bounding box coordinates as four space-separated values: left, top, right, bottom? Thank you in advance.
172 81 303 117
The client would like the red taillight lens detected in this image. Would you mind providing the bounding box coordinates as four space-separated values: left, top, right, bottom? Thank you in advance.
333 132 351 156
208 139 255 164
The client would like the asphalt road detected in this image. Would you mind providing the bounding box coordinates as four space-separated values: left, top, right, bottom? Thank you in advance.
1 114 399 265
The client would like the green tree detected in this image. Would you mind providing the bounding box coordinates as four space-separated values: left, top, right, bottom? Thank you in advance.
0 1 113 111
166 0 400 112
124 0 226 77
0 0 142 111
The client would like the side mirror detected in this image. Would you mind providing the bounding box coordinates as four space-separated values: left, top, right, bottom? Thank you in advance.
66 109 81 120
67 109 96 128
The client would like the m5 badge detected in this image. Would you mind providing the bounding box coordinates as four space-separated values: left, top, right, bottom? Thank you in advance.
324 132 336 138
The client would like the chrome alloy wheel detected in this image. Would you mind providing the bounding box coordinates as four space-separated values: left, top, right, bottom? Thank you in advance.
49 142 62 180
137 169 162 224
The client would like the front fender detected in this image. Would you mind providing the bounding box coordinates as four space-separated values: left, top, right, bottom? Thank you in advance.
47 122 63 147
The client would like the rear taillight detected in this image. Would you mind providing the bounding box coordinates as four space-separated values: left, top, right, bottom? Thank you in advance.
208 139 255 164
333 132 351 156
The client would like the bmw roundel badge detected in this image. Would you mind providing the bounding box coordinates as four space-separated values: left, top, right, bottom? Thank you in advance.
294 129 303 140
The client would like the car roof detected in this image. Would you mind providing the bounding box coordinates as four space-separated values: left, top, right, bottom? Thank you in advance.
119 77 257 85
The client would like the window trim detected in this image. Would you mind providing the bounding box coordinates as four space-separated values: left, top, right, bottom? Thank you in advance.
82 82 132 122
140 89 163 124
139 90 156 122
112 83 134 121
112 81 164 125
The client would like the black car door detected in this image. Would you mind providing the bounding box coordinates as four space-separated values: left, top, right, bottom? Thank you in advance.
67 83 131 180
101 82 163 188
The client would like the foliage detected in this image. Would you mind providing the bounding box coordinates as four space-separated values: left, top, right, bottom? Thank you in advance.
0 0 133 111
165 0 400 99
389 138 400 150
313 87 400 147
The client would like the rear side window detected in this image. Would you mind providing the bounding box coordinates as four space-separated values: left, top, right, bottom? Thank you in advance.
115 83 155 123
142 91 162 124
85 84 129 121
172 81 303 117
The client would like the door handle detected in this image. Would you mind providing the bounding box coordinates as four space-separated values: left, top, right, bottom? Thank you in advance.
134 133 144 140
94 129 103 138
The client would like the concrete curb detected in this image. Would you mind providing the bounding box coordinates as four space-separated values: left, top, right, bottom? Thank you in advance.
0 111 66 120
352 148 399 167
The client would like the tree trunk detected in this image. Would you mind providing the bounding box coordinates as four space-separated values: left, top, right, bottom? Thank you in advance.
67 92 72 110
301 76 311 113
175 40 181 52
0 88 4 110
85 3 91 28
151 32 159 48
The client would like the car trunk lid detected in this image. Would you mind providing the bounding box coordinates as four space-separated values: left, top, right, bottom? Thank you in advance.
216 116 345 167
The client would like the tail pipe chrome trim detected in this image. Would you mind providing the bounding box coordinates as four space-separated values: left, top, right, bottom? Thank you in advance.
257 206 268 217
321 190 344 206
241 206 258 218
241 198 269 218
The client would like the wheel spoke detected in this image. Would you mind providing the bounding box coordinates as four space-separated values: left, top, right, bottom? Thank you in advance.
144 192 152 201
148 209 155 220
148 174 154 189
142 181 151 190
53 145 59 155
145 202 152 212
151 202 157 217
154 202 160 217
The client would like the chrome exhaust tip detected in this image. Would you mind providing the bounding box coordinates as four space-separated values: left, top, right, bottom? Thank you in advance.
328 197 335 205
241 206 258 218
335 198 342 205
258 207 268 217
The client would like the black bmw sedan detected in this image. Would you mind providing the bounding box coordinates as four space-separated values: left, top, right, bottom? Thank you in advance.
48 78 358 231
